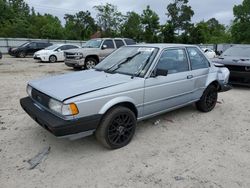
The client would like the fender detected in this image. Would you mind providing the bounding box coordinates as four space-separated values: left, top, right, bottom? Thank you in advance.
99 96 137 115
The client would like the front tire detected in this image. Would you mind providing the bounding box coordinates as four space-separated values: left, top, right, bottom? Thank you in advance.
196 85 218 112
49 55 57 63
85 58 97 69
95 106 136 149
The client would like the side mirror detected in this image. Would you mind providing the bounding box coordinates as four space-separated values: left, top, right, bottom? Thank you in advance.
102 45 107 50
152 69 168 77
56 49 62 52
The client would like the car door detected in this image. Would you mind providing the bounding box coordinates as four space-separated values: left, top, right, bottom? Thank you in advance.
99 40 115 61
186 47 210 100
27 42 37 55
143 48 195 117
56 45 68 61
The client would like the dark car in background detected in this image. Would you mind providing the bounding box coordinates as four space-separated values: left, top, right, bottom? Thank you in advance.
8 41 52 58
212 45 250 86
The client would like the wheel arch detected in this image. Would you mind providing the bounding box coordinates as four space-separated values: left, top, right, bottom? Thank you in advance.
206 80 220 91
99 97 138 118
85 55 99 63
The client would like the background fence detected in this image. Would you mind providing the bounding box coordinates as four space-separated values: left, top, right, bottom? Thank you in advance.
0 38 86 53
0 37 235 54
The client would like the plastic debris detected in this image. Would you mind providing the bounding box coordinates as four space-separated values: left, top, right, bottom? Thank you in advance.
27 146 50 170
174 176 185 181
154 120 160 125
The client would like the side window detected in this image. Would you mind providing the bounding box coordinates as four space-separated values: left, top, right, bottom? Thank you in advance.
156 49 189 74
102 40 115 49
115 40 125 48
29 42 37 48
37 43 44 48
124 39 136 45
59 45 68 50
68 45 79 49
187 47 210 70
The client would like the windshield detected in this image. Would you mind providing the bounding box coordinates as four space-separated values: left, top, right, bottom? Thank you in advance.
82 39 102 48
222 46 250 58
95 46 158 77
19 42 29 47
45 44 61 50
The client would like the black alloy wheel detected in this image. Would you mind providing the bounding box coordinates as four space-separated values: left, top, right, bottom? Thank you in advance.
95 106 136 149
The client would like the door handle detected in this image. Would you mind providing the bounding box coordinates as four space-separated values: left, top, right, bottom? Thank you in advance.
187 75 193 79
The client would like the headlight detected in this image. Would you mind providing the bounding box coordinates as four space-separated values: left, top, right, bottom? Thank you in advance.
26 85 32 96
75 53 83 60
48 98 79 116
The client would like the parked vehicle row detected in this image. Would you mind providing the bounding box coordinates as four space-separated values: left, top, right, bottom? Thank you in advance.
20 44 231 149
4 39 250 87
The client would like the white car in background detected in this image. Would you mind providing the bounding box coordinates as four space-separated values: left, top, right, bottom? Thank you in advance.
34 44 80 63
202 48 216 59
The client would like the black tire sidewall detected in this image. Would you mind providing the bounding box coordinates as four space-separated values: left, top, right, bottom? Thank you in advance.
19 52 26 58
196 85 218 112
96 107 136 149
49 55 57 63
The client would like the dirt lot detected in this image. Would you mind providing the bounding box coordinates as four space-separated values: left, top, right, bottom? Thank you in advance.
0 55 250 188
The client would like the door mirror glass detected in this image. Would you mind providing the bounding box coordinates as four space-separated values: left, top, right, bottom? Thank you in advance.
152 69 168 77
102 44 107 49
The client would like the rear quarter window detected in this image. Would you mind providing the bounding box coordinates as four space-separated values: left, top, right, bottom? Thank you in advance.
124 39 136 45
187 47 210 70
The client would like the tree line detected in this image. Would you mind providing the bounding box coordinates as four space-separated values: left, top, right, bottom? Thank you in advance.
0 0 249 44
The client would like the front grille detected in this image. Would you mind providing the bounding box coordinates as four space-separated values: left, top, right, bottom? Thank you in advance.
31 88 50 108
65 52 82 60
225 65 248 72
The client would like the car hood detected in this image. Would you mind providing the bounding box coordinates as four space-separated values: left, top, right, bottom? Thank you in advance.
212 56 250 66
29 70 133 101
64 48 100 54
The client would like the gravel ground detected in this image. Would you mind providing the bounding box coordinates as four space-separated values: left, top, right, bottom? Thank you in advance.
0 55 250 188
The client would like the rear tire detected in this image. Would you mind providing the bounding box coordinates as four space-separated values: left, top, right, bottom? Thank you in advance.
49 55 57 63
85 58 97 69
18 52 26 58
95 106 136 149
196 85 218 112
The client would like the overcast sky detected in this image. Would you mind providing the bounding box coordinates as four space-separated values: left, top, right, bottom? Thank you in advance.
25 0 243 25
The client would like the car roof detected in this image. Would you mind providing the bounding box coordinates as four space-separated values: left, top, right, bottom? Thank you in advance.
129 43 198 49
91 38 134 40
31 41 51 43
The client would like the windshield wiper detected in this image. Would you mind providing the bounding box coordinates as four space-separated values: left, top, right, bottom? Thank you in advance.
105 52 141 73
131 51 154 78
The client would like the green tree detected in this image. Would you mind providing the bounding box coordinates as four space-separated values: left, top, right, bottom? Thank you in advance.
231 0 250 43
166 0 194 36
160 23 175 43
64 11 97 40
121 11 143 41
141 5 160 43
94 3 124 37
